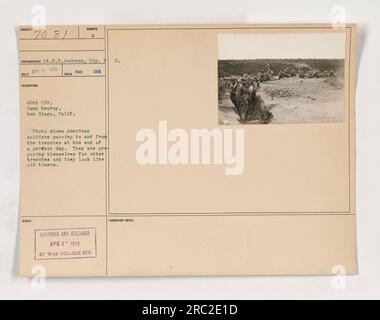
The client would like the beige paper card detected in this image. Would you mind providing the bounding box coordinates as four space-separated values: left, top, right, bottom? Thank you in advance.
18 24 357 277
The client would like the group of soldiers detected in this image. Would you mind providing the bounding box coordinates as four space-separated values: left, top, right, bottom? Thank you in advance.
254 65 337 81
278 67 297 79
278 67 336 80
257 66 274 82
227 76 264 122
299 69 336 79
219 64 337 123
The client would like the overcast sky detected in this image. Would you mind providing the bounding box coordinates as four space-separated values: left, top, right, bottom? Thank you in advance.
218 32 347 60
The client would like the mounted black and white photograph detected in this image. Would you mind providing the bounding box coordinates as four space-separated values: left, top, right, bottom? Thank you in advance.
218 33 347 125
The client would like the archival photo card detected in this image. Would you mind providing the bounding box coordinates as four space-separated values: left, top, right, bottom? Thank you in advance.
18 25 357 277
218 32 347 125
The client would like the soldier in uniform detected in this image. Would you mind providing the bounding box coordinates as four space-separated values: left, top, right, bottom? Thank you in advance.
229 79 243 120
229 76 265 122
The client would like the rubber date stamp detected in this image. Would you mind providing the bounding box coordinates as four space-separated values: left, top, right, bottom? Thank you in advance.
34 227 97 260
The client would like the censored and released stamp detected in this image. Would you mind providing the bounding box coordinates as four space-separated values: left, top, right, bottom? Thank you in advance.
34 227 97 260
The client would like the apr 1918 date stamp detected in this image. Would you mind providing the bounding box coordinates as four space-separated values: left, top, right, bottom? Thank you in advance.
34 227 97 260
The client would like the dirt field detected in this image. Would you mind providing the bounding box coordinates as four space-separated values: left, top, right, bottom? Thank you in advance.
218 78 345 125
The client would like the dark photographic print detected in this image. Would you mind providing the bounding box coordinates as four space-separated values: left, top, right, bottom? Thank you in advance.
218 33 346 125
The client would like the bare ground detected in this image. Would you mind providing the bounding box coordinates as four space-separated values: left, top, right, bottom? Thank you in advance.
218 78 344 125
